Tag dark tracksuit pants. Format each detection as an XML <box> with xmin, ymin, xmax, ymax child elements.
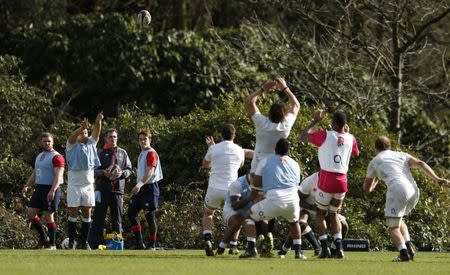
<box><xmin>89</xmin><ymin>183</ymin><xmax>123</xmax><ymax>249</ymax></box>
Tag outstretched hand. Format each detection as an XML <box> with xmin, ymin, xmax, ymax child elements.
<box><xmin>205</xmin><ymin>136</ymin><xmax>215</xmax><ymax>148</ymax></box>
<box><xmin>96</xmin><ymin>112</ymin><xmax>104</xmax><ymax>121</ymax></box>
<box><xmin>313</xmin><ymin>110</ymin><xmax>326</xmax><ymax>123</ymax></box>
<box><xmin>261</xmin><ymin>80</ymin><xmax>277</xmax><ymax>93</ymax></box>
<box><xmin>275</xmin><ymin>77</ymin><xmax>287</xmax><ymax>90</ymax></box>
<box><xmin>437</xmin><ymin>178</ymin><xmax>449</xmax><ymax>189</ymax></box>
<box><xmin>81</xmin><ymin>118</ymin><xmax>89</xmax><ymax>130</ymax></box>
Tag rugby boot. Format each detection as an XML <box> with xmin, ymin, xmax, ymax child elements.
<box><xmin>205</xmin><ymin>240</ymin><xmax>215</xmax><ymax>256</ymax></box>
<box><xmin>216</xmin><ymin>247</ymin><xmax>225</xmax><ymax>255</ymax></box>
<box><xmin>335</xmin><ymin>249</ymin><xmax>346</xmax><ymax>259</ymax></box>
<box><xmin>228</xmin><ymin>247</ymin><xmax>239</xmax><ymax>255</ymax></box>
<box><xmin>239</xmin><ymin>248</ymin><xmax>257</xmax><ymax>258</ymax></box>
<box><xmin>318</xmin><ymin>247</ymin><xmax>331</xmax><ymax>258</ymax></box>
<box><xmin>314</xmin><ymin>248</ymin><xmax>321</xmax><ymax>257</ymax></box>
<box><xmin>256</xmin><ymin>234</ymin><xmax>265</xmax><ymax>254</ymax></box>
<box><xmin>392</xmin><ymin>254</ymin><xmax>410</xmax><ymax>262</ymax></box>
<box><xmin>406</xmin><ymin>242</ymin><xmax>416</xmax><ymax>261</ymax></box>
<box><xmin>295</xmin><ymin>252</ymin><xmax>308</xmax><ymax>260</ymax></box>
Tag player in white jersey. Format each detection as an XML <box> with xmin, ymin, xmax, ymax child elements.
<box><xmin>244</xmin><ymin>77</ymin><xmax>300</xmax><ymax>173</ymax></box>
<box><xmin>201</xmin><ymin>124</ymin><xmax>245</xmax><ymax>256</ymax></box>
<box><xmin>363</xmin><ymin>136</ymin><xmax>449</xmax><ymax>262</ymax></box>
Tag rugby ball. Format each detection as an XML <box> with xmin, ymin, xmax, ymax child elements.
<box><xmin>107</xmin><ymin>164</ymin><xmax>122</xmax><ymax>181</ymax></box>
<box><xmin>61</xmin><ymin>237</ymin><xmax>77</xmax><ymax>249</ymax></box>
<box><xmin>137</xmin><ymin>10</ymin><xmax>152</xmax><ymax>26</ymax></box>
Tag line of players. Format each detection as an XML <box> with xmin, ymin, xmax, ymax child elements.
<box><xmin>22</xmin><ymin>113</ymin><xmax>163</xmax><ymax>250</ymax></box>
<box><xmin>21</xmin><ymin>78</ymin><xmax>448</xmax><ymax>261</ymax></box>
<box><xmin>201</xmin><ymin>78</ymin><xmax>449</xmax><ymax>261</ymax></box>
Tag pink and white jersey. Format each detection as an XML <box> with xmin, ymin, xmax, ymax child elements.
<box><xmin>309</xmin><ymin>130</ymin><xmax>359</xmax><ymax>193</ymax></box>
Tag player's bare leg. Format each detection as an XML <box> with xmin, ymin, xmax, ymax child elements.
<box><xmin>216</xmin><ymin>215</ymin><xmax>242</xmax><ymax>255</ymax></box>
<box><xmin>400</xmin><ymin>219</ymin><xmax>415</xmax><ymax>260</ymax></box>
<box><xmin>329</xmin><ymin>198</ymin><xmax>344</xmax><ymax>258</ymax></box>
<box><xmin>388</xmin><ymin>217</ymin><xmax>410</xmax><ymax>262</ymax></box>
<box><xmin>316</xmin><ymin>208</ymin><xmax>330</xmax><ymax>258</ymax></box>
<box><xmin>202</xmin><ymin>208</ymin><xmax>215</xmax><ymax>256</ymax></box>
<box><xmin>290</xmin><ymin>221</ymin><xmax>306</xmax><ymax>259</ymax></box>
<box><xmin>239</xmin><ymin>218</ymin><xmax>257</xmax><ymax>258</ymax></box>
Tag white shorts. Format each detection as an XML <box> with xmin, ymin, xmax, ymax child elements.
<box><xmin>204</xmin><ymin>187</ymin><xmax>227</xmax><ymax>210</ymax></box>
<box><xmin>67</xmin><ymin>184</ymin><xmax>95</xmax><ymax>207</ymax></box>
<box><xmin>384</xmin><ymin>184</ymin><xmax>419</xmax><ymax>218</ymax></box>
<box><xmin>315</xmin><ymin>189</ymin><xmax>346</xmax><ymax>210</ymax></box>
<box><xmin>249</xmin><ymin>197</ymin><xmax>300</xmax><ymax>223</ymax></box>
<box><xmin>222</xmin><ymin>205</ymin><xmax>246</xmax><ymax>224</ymax></box>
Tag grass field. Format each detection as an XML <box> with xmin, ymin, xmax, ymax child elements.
<box><xmin>0</xmin><ymin>249</ymin><xmax>449</xmax><ymax>275</ymax></box>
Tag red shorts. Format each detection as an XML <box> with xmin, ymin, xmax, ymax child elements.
<box><xmin>317</xmin><ymin>169</ymin><xmax>348</xmax><ymax>193</ymax></box>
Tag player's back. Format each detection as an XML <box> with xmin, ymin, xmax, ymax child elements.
<box><xmin>208</xmin><ymin>141</ymin><xmax>244</xmax><ymax>190</ymax></box>
<box><xmin>370</xmin><ymin>150</ymin><xmax>416</xmax><ymax>188</ymax></box>
<box><xmin>252</xmin><ymin>113</ymin><xmax>296</xmax><ymax>155</ymax></box>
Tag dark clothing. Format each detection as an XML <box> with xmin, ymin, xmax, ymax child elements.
<box><xmin>128</xmin><ymin>181</ymin><xmax>160</xmax><ymax>212</ymax></box>
<box><xmin>28</xmin><ymin>185</ymin><xmax>61</xmax><ymax>212</ymax></box>
<box><xmin>89</xmin><ymin>146</ymin><xmax>131</xmax><ymax>248</ymax></box>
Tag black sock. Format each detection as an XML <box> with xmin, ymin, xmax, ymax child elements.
<box><xmin>68</xmin><ymin>220</ymin><xmax>77</xmax><ymax>244</ymax></box>
<box><xmin>31</xmin><ymin>217</ymin><xmax>47</xmax><ymax>242</ymax></box>
<box><xmin>293</xmin><ymin>243</ymin><xmax>302</xmax><ymax>255</ymax></box>
<box><xmin>203</xmin><ymin>233</ymin><xmax>212</xmax><ymax>241</ymax></box>
<box><xmin>320</xmin><ymin>239</ymin><xmax>328</xmax><ymax>250</ymax></box>
<box><xmin>304</xmin><ymin>231</ymin><xmax>320</xmax><ymax>250</ymax></box>
<box><xmin>81</xmin><ymin>221</ymin><xmax>91</xmax><ymax>244</ymax></box>
<box><xmin>405</xmin><ymin>241</ymin><xmax>412</xmax><ymax>248</ymax></box>
<box><xmin>334</xmin><ymin>238</ymin><xmax>343</xmax><ymax>251</ymax></box>
<box><xmin>47</xmin><ymin>222</ymin><xmax>57</xmax><ymax>246</ymax></box>
<box><xmin>229</xmin><ymin>240</ymin><xmax>237</xmax><ymax>249</ymax></box>
<box><xmin>248</xmin><ymin>241</ymin><xmax>255</xmax><ymax>250</ymax></box>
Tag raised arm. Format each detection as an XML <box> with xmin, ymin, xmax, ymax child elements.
<box><xmin>91</xmin><ymin>112</ymin><xmax>104</xmax><ymax>142</ymax></box>
<box><xmin>68</xmin><ymin>118</ymin><xmax>89</xmax><ymax>145</ymax></box>
<box><xmin>408</xmin><ymin>156</ymin><xmax>449</xmax><ymax>188</ymax></box>
<box><xmin>244</xmin><ymin>80</ymin><xmax>276</xmax><ymax>117</ymax></box>
<box><xmin>299</xmin><ymin>110</ymin><xmax>325</xmax><ymax>143</ymax></box>
<box><xmin>276</xmin><ymin>78</ymin><xmax>299</xmax><ymax>116</ymax></box>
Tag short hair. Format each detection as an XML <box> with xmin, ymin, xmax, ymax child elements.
<box><xmin>332</xmin><ymin>110</ymin><xmax>347</xmax><ymax>129</ymax></box>
<box><xmin>138</xmin><ymin>130</ymin><xmax>152</xmax><ymax>138</ymax></box>
<box><xmin>104</xmin><ymin>128</ymin><xmax>118</xmax><ymax>137</ymax></box>
<box><xmin>41</xmin><ymin>132</ymin><xmax>54</xmax><ymax>139</ymax></box>
<box><xmin>268</xmin><ymin>102</ymin><xmax>287</xmax><ymax>123</ymax></box>
<box><xmin>221</xmin><ymin>124</ymin><xmax>236</xmax><ymax>140</ymax></box>
<box><xmin>375</xmin><ymin>136</ymin><xmax>391</xmax><ymax>151</ymax></box>
<box><xmin>275</xmin><ymin>138</ymin><xmax>290</xmax><ymax>156</ymax></box>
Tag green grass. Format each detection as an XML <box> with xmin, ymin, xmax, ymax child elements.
<box><xmin>0</xmin><ymin>250</ymin><xmax>449</xmax><ymax>275</ymax></box>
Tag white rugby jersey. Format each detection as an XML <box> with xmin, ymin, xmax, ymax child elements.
<box><xmin>318</xmin><ymin>130</ymin><xmax>355</xmax><ymax>173</ymax></box>
<box><xmin>252</xmin><ymin>112</ymin><xmax>296</xmax><ymax>156</ymax></box>
<box><xmin>366</xmin><ymin>150</ymin><xmax>417</xmax><ymax>189</ymax></box>
<box><xmin>204</xmin><ymin>140</ymin><xmax>245</xmax><ymax>191</ymax></box>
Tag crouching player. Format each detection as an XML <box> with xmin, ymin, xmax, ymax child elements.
<box><xmin>22</xmin><ymin>132</ymin><xmax>65</xmax><ymax>249</ymax></box>
<box><xmin>240</xmin><ymin>138</ymin><xmax>306</xmax><ymax>259</ymax></box>
<box><xmin>216</xmin><ymin>173</ymin><xmax>256</xmax><ymax>255</ymax></box>
<box><xmin>278</xmin><ymin>172</ymin><xmax>349</xmax><ymax>257</ymax></box>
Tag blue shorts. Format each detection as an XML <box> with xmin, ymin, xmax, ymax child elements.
<box><xmin>28</xmin><ymin>185</ymin><xmax>61</xmax><ymax>212</ymax></box>
<box><xmin>129</xmin><ymin>181</ymin><xmax>160</xmax><ymax>212</ymax></box>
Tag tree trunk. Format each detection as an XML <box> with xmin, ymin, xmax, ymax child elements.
<box><xmin>176</xmin><ymin>0</ymin><xmax>188</xmax><ymax>30</ymax></box>
<box><xmin>390</xmin><ymin>21</ymin><xmax>402</xmax><ymax>143</ymax></box>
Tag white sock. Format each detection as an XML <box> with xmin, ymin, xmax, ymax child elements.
<box><xmin>302</xmin><ymin>226</ymin><xmax>312</xmax><ymax>235</ymax></box>
<box><xmin>68</xmin><ymin>216</ymin><xmax>77</xmax><ymax>222</ymax></box>
<box><xmin>219</xmin><ymin>241</ymin><xmax>227</xmax><ymax>249</ymax></box>
<box><xmin>403</xmin><ymin>233</ymin><xmax>410</xmax><ymax>243</ymax></box>
<box><xmin>319</xmin><ymin>234</ymin><xmax>328</xmax><ymax>241</ymax></box>
<box><xmin>333</xmin><ymin>233</ymin><xmax>342</xmax><ymax>240</ymax></box>
<box><xmin>293</xmin><ymin>239</ymin><xmax>301</xmax><ymax>245</ymax></box>
<box><xmin>247</xmin><ymin>237</ymin><xmax>256</xmax><ymax>243</ymax></box>
<box><xmin>81</xmin><ymin>217</ymin><xmax>91</xmax><ymax>223</ymax></box>
<box><xmin>203</xmin><ymin>230</ymin><xmax>212</xmax><ymax>235</ymax></box>
<box><xmin>230</xmin><ymin>240</ymin><xmax>238</xmax><ymax>246</ymax></box>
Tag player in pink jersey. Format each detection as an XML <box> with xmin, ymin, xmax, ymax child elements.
<box><xmin>300</xmin><ymin>110</ymin><xmax>359</xmax><ymax>258</ymax></box>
